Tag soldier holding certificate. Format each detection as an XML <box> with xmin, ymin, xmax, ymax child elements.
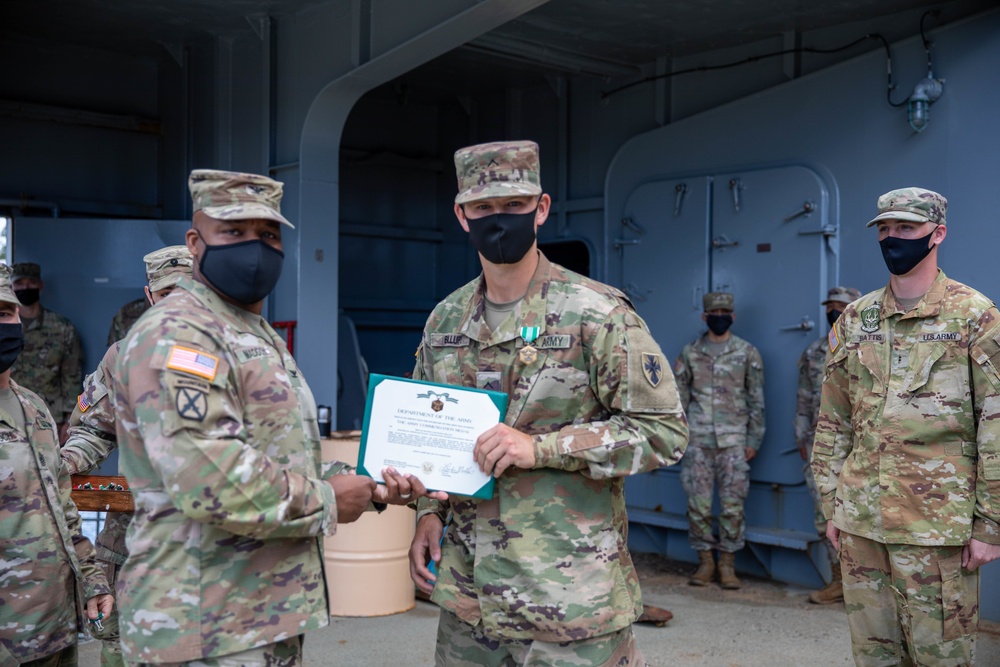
<box><xmin>409</xmin><ymin>141</ymin><xmax>689</xmax><ymax>666</ymax></box>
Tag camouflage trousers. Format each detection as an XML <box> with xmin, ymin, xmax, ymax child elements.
<box><xmin>21</xmin><ymin>644</ymin><xmax>77</xmax><ymax>667</ymax></box>
<box><xmin>129</xmin><ymin>636</ymin><xmax>301</xmax><ymax>667</ymax></box>
<box><xmin>94</xmin><ymin>511</ymin><xmax>131</xmax><ymax>667</ymax></box>
<box><xmin>680</xmin><ymin>442</ymin><xmax>749</xmax><ymax>553</ymax></box>
<box><xmin>435</xmin><ymin>609</ymin><xmax>646</xmax><ymax>667</ymax></box>
<box><xmin>840</xmin><ymin>532</ymin><xmax>978</xmax><ymax>667</ymax></box>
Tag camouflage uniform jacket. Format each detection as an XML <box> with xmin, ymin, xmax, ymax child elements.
<box><xmin>12</xmin><ymin>306</ymin><xmax>83</xmax><ymax>422</ymax></box>
<box><xmin>0</xmin><ymin>380</ymin><xmax>111</xmax><ymax>664</ymax></box>
<box><xmin>413</xmin><ymin>253</ymin><xmax>689</xmax><ymax>642</ymax></box>
<box><xmin>674</xmin><ymin>333</ymin><xmax>766</xmax><ymax>450</ymax></box>
<box><xmin>812</xmin><ymin>270</ymin><xmax>1000</xmax><ymax>546</ymax></box>
<box><xmin>62</xmin><ymin>341</ymin><xmax>129</xmax><ymax>562</ymax></box>
<box><xmin>794</xmin><ymin>336</ymin><xmax>828</xmax><ymax>452</ymax></box>
<box><xmin>107</xmin><ymin>297</ymin><xmax>150</xmax><ymax>347</ymax></box>
<box><xmin>112</xmin><ymin>276</ymin><xmax>347</xmax><ymax>662</ymax></box>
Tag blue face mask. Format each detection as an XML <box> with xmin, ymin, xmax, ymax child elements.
<box><xmin>197</xmin><ymin>232</ymin><xmax>284</xmax><ymax>304</ymax></box>
<box><xmin>706</xmin><ymin>314</ymin><xmax>733</xmax><ymax>335</ymax></box>
<box><xmin>879</xmin><ymin>230</ymin><xmax>935</xmax><ymax>276</ymax></box>
<box><xmin>0</xmin><ymin>322</ymin><xmax>24</xmax><ymax>373</ymax></box>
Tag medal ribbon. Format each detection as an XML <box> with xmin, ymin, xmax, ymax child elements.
<box><xmin>520</xmin><ymin>326</ymin><xmax>540</xmax><ymax>345</ymax></box>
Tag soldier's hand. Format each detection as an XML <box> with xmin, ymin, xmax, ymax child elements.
<box><xmin>374</xmin><ymin>467</ymin><xmax>449</xmax><ymax>505</ymax></box>
<box><xmin>58</xmin><ymin>421</ymin><xmax>70</xmax><ymax>446</ymax></box>
<box><xmin>745</xmin><ymin>447</ymin><xmax>757</xmax><ymax>462</ymax></box>
<box><xmin>86</xmin><ymin>593</ymin><xmax>114</xmax><ymax>619</ymax></box>
<box><xmin>962</xmin><ymin>538</ymin><xmax>1000</xmax><ymax>571</ymax></box>
<box><xmin>409</xmin><ymin>514</ymin><xmax>443</xmax><ymax>595</ymax></box>
<box><xmin>328</xmin><ymin>474</ymin><xmax>377</xmax><ymax>523</ymax></box>
<box><xmin>474</xmin><ymin>424</ymin><xmax>535</xmax><ymax>477</ymax></box>
<box><xmin>826</xmin><ymin>521</ymin><xmax>840</xmax><ymax>551</ymax></box>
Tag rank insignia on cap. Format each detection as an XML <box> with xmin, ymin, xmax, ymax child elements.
<box><xmin>77</xmin><ymin>393</ymin><xmax>92</xmax><ymax>413</ymax></box>
<box><xmin>643</xmin><ymin>353</ymin><xmax>663</xmax><ymax>388</ymax></box>
<box><xmin>176</xmin><ymin>387</ymin><xmax>208</xmax><ymax>421</ymax></box>
<box><xmin>167</xmin><ymin>346</ymin><xmax>219</xmax><ymax>381</ymax></box>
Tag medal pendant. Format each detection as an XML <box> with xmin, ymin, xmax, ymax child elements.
<box><xmin>519</xmin><ymin>345</ymin><xmax>538</xmax><ymax>365</ymax></box>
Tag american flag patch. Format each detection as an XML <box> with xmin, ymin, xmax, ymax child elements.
<box><xmin>77</xmin><ymin>393</ymin><xmax>92</xmax><ymax>413</ymax></box>
<box><xmin>166</xmin><ymin>346</ymin><xmax>219</xmax><ymax>381</ymax></box>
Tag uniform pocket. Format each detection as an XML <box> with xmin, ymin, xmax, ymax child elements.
<box><xmin>939</xmin><ymin>551</ymin><xmax>978</xmax><ymax>641</ymax></box>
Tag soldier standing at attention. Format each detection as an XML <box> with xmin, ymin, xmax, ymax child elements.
<box><xmin>408</xmin><ymin>140</ymin><xmax>689</xmax><ymax>667</ymax></box>
<box><xmin>10</xmin><ymin>262</ymin><xmax>83</xmax><ymax>443</ymax></box>
<box><xmin>0</xmin><ymin>264</ymin><xmax>113</xmax><ymax>665</ymax></box>
<box><xmin>61</xmin><ymin>245</ymin><xmax>193</xmax><ymax>667</ymax></box>
<box><xmin>796</xmin><ymin>285</ymin><xmax>861</xmax><ymax>605</ymax></box>
<box><xmin>813</xmin><ymin>187</ymin><xmax>1000</xmax><ymax>666</ymax></box>
<box><xmin>675</xmin><ymin>291</ymin><xmax>765</xmax><ymax>590</ymax></box>
<box><xmin>112</xmin><ymin>170</ymin><xmax>439</xmax><ymax>665</ymax></box>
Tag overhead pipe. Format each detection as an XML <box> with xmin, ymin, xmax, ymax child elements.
<box><xmin>0</xmin><ymin>198</ymin><xmax>60</xmax><ymax>218</ymax></box>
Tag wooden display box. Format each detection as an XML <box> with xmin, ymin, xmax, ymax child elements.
<box><xmin>70</xmin><ymin>475</ymin><xmax>135</xmax><ymax>513</ymax></box>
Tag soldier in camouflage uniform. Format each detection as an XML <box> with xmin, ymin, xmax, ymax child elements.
<box><xmin>796</xmin><ymin>285</ymin><xmax>861</xmax><ymax>605</ymax></box>
<box><xmin>10</xmin><ymin>262</ymin><xmax>83</xmax><ymax>443</ymax></box>
<box><xmin>111</xmin><ymin>170</ymin><xmax>435</xmax><ymax>665</ymax></box>
<box><xmin>61</xmin><ymin>245</ymin><xmax>193</xmax><ymax>667</ymax></box>
<box><xmin>812</xmin><ymin>187</ymin><xmax>1000</xmax><ymax>666</ymax></box>
<box><xmin>106</xmin><ymin>297</ymin><xmax>149</xmax><ymax>347</ymax></box>
<box><xmin>409</xmin><ymin>141</ymin><xmax>689</xmax><ymax>667</ymax></box>
<box><xmin>674</xmin><ymin>292</ymin><xmax>765</xmax><ymax>589</ymax></box>
<box><xmin>0</xmin><ymin>263</ymin><xmax>113</xmax><ymax>665</ymax></box>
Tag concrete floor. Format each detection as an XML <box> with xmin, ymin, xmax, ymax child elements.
<box><xmin>79</xmin><ymin>555</ymin><xmax>1000</xmax><ymax>666</ymax></box>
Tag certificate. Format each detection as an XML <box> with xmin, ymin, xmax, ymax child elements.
<box><xmin>357</xmin><ymin>374</ymin><xmax>508</xmax><ymax>499</ymax></box>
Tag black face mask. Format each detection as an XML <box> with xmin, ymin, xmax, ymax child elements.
<box><xmin>879</xmin><ymin>231</ymin><xmax>935</xmax><ymax>276</ymax></box>
<box><xmin>197</xmin><ymin>233</ymin><xmax>284</xmax><ymax>305</ymax></box>
<box><xmin>14</xmin><ymin>288</ymin><xmax>39</xmax><ymax>306</ymax></box>
<box><xmin>827</xmin><ymin>309</ymin><xmax>843</xmax><ymax>328</ymax></box>
<box><xmin>0</xmin><ymin>323</ymin><xmax>24</xmax><ymax>373</ymax></box>
<box><xmin>706</xmin><ymin>314</ymin><xmax>733</xmax><ymax>336</ymax></box>
<box><xmin>466</xmin><ymin>208</ymin><xmax>538</xmax><ymax>265</ymax></box>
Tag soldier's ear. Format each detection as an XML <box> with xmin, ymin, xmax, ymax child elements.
<box><xmin>454</xmin><ymin>204</ymin><xmax>471</xmax><ymax>233</ymax></box>
<box><xmin>144</xmin><ymin>286</ymin><xmax>154</xmax><ymax>307</ymax></box>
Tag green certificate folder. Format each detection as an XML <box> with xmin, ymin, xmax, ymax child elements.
<box><xmin>358</xmin><ymin>373</ymin><xmax>508</xmax><ymax>500</ymax></box>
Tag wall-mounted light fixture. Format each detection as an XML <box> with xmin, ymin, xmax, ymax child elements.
<box><xmin>907</xmin><ymin>75</ymin><xmax>943</xmax><ymax>133</ymax></box>
<box><xmin>907</xmin><ymin>11</ymin><xmax>945</xmax><ymax>133</ymax></box>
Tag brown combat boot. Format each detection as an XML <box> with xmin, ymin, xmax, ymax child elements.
<box><xmin>718</xmin><ymin>552</ymin><xmax>741</xmax><ymax>589</ymax></box>
<box><xmin>808</xmin><ymin>563</ymin><xmax>843</xmax><ymax>604</ymax></box>
<box><xmin>688</xmin><ymin>550</ymin><xmax>715</xmax><ymax>586</ymax></box>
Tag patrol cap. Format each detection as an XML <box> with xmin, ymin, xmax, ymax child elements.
<box><xmin>0</xmin><ymin>265</ymin><xmax>20</xmax><ymax>306</ymax></box>
<box><xmin>11</xmin><ymin>262</ymin><xmax>40</xmax><ymax>282</ymax></box>
<box><xmin>188</xmin><ymin>169</ymin><xmax>293</xmax><ymax>228</ymax></box>
<box><xmin>703</xmin><ymin>292</ymin><xmax>734</xmax><ymax>311</ymax></box>
<box><xmin>454</xmin><ymin>140</ymin><xmax>542</xmax><ymax>204</ymax></box>
<box><xmin>144</xmin><ymin>245</ymin><xmax>193</xmax><ymax>292</ymax></box>
<box><xmin>866</xmin><ymin>187</ymin><xmax>947</xmax><ymax>227</ymax></box>
<box><xmin>822</xmin><ymin>286</ymin><xmax>862</xmax><ymax>306</ymax></box>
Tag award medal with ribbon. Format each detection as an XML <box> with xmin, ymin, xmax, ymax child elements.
<box><xmin>519</xmin><ymin>326</ymin><xmax>540</xmax><ymax>364</ymax></box>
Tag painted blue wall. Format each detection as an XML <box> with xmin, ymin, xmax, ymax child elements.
<box><xmin>606</xmin><ymin>8</ymin><xmax>1000</xmax><ymax>615</ymax></box>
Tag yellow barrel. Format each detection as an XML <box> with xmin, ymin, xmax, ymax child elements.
<box><xmin>321</xmin><ymin>430</ymin><xmax>416</xmax><ymax>617</ymax></box>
